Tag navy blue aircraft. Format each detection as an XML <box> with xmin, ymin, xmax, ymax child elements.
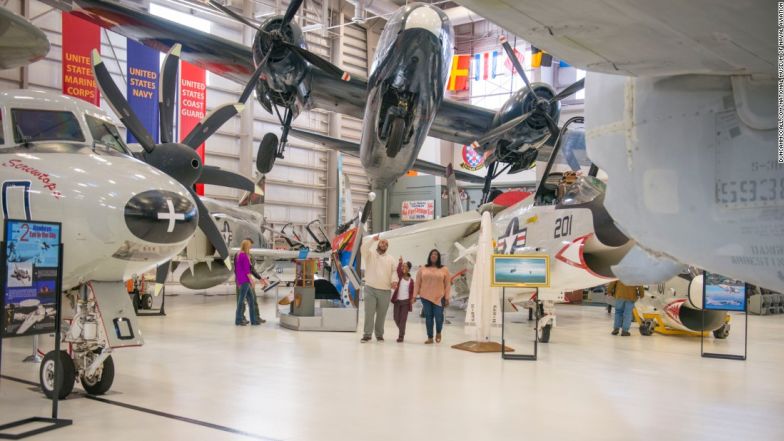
<box><xmin>56</xmin><ymin>0</ymin><xmax>583</xmax><ymax>194</ymax></box>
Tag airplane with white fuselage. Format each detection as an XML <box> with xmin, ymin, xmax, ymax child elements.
<box><xmin>450</xmin><ymin>0</ymin><xmax>781</xmax><ymax>293</ymax></box>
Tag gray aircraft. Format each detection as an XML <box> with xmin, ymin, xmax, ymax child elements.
<box><xmin>46</xmin><ymin>0</ymin><xmax>583</xmax><ymax>198</ymax></box>
<box><xmin>0</xmin><ymin>5</ymin><xmax>49</xmax><ymax>69</ymax></box>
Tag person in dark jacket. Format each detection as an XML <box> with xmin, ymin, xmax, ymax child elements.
<box><xmin>391</xmin><ymin>257</ymin><xmax>414</xmax><ymax>342</ymax></box>
<box><xmin>608</xmin><ymin>280</ymin><xmax>643</xmax><ymax>336</ymax></box>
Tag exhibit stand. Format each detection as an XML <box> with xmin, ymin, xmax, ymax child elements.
<box><xmin>0</xmin><ymin>220</ymin><xmax>72</xmax><ymax>439</ymax></box>
<box><xmin>501</xmin><ymin>288</ymin><xmax>537</xmax><ymax>360</ymax></box>
<box><xmin>701</xmin><ymin>271</ymin><xmax>748</xmax><ymax>361</ymax></box>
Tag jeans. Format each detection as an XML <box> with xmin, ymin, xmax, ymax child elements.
<box><xmin>237</xmin><ymin>284</ymin><xmax>261</xmax><ymax>322</ymax></box>
<box><xmin>393</xmin><ymin>300</ymin><xmax>410</xmax><ymax>338</ymax></box>
<box><xmin>236</xmin><ymin>283</ymin><xmax>259</xmax><ymax>325</ymax></box>
<box><xmin>614</xmin><ymin>299</ymin><xmax>635</xmax><ymax>332</ymax></box>
<box><xmin>363</xmin><ymin>286</ymin><xmax>391</xmax><ymax>338</ymax></box>
<box><xmin>422</xmin><ymin>299</ymin><xmax>444</xmax><ymax>339</ymax></box>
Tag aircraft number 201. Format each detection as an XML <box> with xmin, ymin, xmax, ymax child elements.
<box><xmin>554</xmin><ymin>215</ymin><xmax>573</xmax><ymax>239</ymax></box>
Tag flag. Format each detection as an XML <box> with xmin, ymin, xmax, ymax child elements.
<box><xmin>61</xmin><ymin>13</ymin><xmax>100</xmax><ymax>105</ymax></box>
<box><xmin>503</xmin><ymin>47</ymin><xmax>524</xmax><ymax>74</ymax></box>
<box><xmin>559</xmin><ymin>59</ymin><xmax>571</xmax><ymax>68</ymax></box>
<box><xmin>472</xmin><ymin>51</ymin><xmax>499</xmax><ymax>81</ymax></box>
<box><xmin>531</xmin><ymin>46</ymin><xmax>552</xmax><ymax>68</ymax></box>
<box><xmin>448</xmin><ymin>54</ymin><xmax>470</xmax><ymax>91</ymax></box>
<box><xmin>126</xmin><ymin>40</ymin><xmax>159</xmax><ymax>144</ymax></box>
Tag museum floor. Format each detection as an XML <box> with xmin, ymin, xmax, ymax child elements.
<box><xmin>1</xmin><ymin>288</ymin><xmax>782</xmax><ymax>441</ymax></box>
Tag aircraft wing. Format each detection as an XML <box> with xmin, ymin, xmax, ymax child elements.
<box><xmin>429</xmin><ymin>99</ymin><xmax>497</xmax><ymax>145</ymax></box>
<box><xmin>454</xmin><ymin>0</ymin><xmax>774</xmax><ymax>77</ymax></box>
<box><xmin>289</xmin><ymin>128</ymin><xmax>487</xmax><ymax>184</ymax></box>
<box><xmin>232</xmin><ymin>247</ymin><xmax>331</xmax><ymax>260</ymax></box>
<box><xmin>52</xmin><ymin>0</ymin><xmax>254</xmax><ymax>84</ymax></box>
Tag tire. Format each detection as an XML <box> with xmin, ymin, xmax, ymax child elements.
<box><xmin>385</xmin><ymin>117</ymin><xmax>405</xmax><ymax>158</ymax></box>
<box><xmin>713</xmin><ymin>323</ymin><xmax>730</xmax><ymax>339</ymax></box>
<box><xmin>537</xmin><ymin>323</ymin><xmax>552</xmax><ymax>343</ymax></box>
<box><xmin>132</xmin><ymin>290</ymin><xmax>142</xmax><ymax>310</ymax></box>
<box><xmin>257</xmin><ymin>133</ymin><xmax>279</xmax><ymax>174</ymax></box>
<box><xmin>142</xmin><ymin>294</ymin><xmax>153</xmax><ymax>310</ymax></box>
<box><xmin>81</xmin><ymin>354</ymin><xmax>115</xmax><ymax>396</ymax></box>
<box><xmin>39</xmin><ymin>350</ymin><xmax>76</xmax><ymax>399</ymax></box>
<box><xmin>639</xmin><ymin>319</ymin><xmax>655</xmax><ymax>336</ymax></box>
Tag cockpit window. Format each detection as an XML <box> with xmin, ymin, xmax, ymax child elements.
<box><xmin>560</xmin><ymin>176</ymin><xmax>605</xmax><ymax>206</ymax></box>
<box><xmin>11</xmin><ymin>109</ymin><xmax>85</xmax><ymax>143</ymax></box>
<box><xmin>85</xmin><ymin>115</ymin><xmax>128</xmax><ymax>154</ymax></box>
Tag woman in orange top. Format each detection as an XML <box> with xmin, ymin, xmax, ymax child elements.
<box><xmin>415</xmin><ymin>249</ymin><xmax>451</xmax><ymax>344</ymax></box>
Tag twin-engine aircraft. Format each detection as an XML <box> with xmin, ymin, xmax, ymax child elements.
<box><xmin>48</xmin><ymin>0</ymin><xmax>583</xmax><ymax>195</ymax></box>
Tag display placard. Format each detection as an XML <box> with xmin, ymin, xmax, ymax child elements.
<box><xmin>491</xmin><ymin>254</ymin><xmax>550</xmax><ymax>288</ymax></box>
<box><xmin>401</xmin><ymin>200</ymin><xmax>435</xmax><ymax>222</ymax></box>
<box><xmin>2</xmin><ymin>220</ymin><xmax>62</xmax><ymax>338</ymax></box>
<box><xmin>703</xmin><ymin>271</ymin><xmax>747</xmax><ymax>312</ymax></box>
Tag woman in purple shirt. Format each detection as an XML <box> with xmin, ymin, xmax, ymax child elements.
<box><xmin>235</xmin><ymin>239</ymin><xmax>260</xmax><ymax>325</ymax></box>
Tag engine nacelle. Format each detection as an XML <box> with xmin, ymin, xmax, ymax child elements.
<box><xmin>253</xmin><ymin>16</ymin><xmax>308</xmax><ymax>111</ymax></box>
<box><xmin>493</xmin><ymin>82</ymin><xmax>560</xmax><ymax>152</ymax></box>
<box><xmin>180</xmin><ymin>261</ymin><xmax>232</xmax><ymax>290</ymax></box>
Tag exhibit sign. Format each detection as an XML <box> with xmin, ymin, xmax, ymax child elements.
<box><xmin>179</xmin><ymin>60</ymin><xmax>207</xmax><ymax>195</ymax></box>
<box><xmin>2</xmin><ymin>220</ymin><xmax>62</xmax><ymax>338</ymax></box>
<box><xmin>61</xmin><ymin>12</ymin><xmax>100</xmax><ymax>106</ymax></box>
<box><xmin>703</xmin><ymin>271</ymin><xmax>747</xmax><ymax>312</ymax></box>
<box><xmin>491</xmin><ymin>254</ymin><xmax>550</xmax><ymax>288</ymax></box>
<box><xmin>126</xmin><ymin>39</ymin><xmax>159</xmax><ymax>144</ymax></box>
<box><xmin>401</xmin><ymin>200</ymin><xmax>435</xmax><ymax>222</ymax></box>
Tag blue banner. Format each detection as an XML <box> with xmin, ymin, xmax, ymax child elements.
<box><xmin>126</xmin><ymin>39</ymin><xmax>159</xmax><ymax>144</ymax></box>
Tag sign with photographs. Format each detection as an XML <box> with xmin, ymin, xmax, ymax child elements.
<box><xmin>491</xmin><ymin>254</ymin><xmax>550</xmax><ymax>288</ymax></box>
<box><xmin>703</xmin><ymin>271</ymin><xmax>747</xmax><ymax>312</ymax></box>
<box><xmin>2</xmin><ymin>220</ymin><xmax>62</xmax><ymax>338</ymax></box>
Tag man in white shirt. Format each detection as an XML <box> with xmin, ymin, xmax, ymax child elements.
<box><xmin>360</xmin><ymin>236</ymin><xmax>398</xmax><ymax>342</ymax></box>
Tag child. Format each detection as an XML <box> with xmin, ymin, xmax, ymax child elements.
<box><xmin>391</xmin><ymin>257</ymin><xmax>414</xmax><ymax>342</ymax></box>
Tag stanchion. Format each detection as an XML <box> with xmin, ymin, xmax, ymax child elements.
<box><xmin>501</xmin><ymin>287</ymin><xmax>538</xmax><ymax>360</ymax></box>
<box><xmin>21</xmin><ymin>335</ymin><xmax>41</xmax><ymax>363</ymax></box>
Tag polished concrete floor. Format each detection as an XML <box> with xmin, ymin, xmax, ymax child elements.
<box><xmin>1</xmin><ymin>287</ymin><xmax>783</xmax><ymax>441</ymax></box>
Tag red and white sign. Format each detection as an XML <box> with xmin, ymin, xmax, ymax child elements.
<box><xmin>61</xmin><ymin>12</ymin><xmax>100</xmax><ymax>105</ymax></box>
<box><xmin>179</xmin><ymin>61</ymin><xmax>207</xmax><ymax>195</ymax></box>
<box><xmin>401</xmin><ymin>200</ymin><xmax>435</xmax><ymax>222</ymax></box>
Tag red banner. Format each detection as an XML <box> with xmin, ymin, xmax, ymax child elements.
<box><xmin>61</xmin><ymin>12</ymin><xmax>100</xmax><ymax>105</ymax></box>
<box><xmin>179</xmin><ymin>61</ymin><xmax>207</xmax><ymax>195</ymax></box>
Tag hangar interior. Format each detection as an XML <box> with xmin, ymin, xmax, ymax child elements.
<box><xmin>0</xmin><ymin>0</ymin><xmax>781</xmax><ymax>440</ymax></box>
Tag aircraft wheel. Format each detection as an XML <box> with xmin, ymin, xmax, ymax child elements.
<box><xmin>713</xmin><ymin>323</ymin><xmax>730</xmax><ymax>339</ymax></box>
<box><xmin>142</xmin><ymin>294</ymin><xmax>153</xmax><ymax>310</ymax></box>
<box><xmin>385</xmin><ymin>117</ymin><xmax>405</xmax><ymax>158</ymax></box>
<box><xmin>257</xmin><ymin>133</ymin><xmax>279</xmax><ymax>174</ymax></box>
<box><xmin>537</xmin><ymin>323</ymin><xmax>552</xmax><ymax>343</ymax></box>
<box><xmin>131</xmin><ymin>290</ymin><xmax>142</xmax><ymax>310</ymax></box>
<box><xmin>639</xmin><ymin>319</ymin><xmax>655</xmax><ymax>336</ymax></box>
<box><xmin>39</xmin><ymin>350</ymin><xmax>75</xmax><ymax>399</ymax></box>
<box><xmin>81</xmin><ymin>354</ymin><xmax>114</xmax><ymax>396</ymax></box>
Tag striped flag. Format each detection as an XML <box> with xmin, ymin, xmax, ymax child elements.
<box><xmin>473</xmin><ymin>50</ymin><xmax>499</xmax><ymax>81</ymax></box>
<box><xmin>448</xmin><ymin>54</ymin><xmax>470</xmax><ymax>91</ymax></box>
<box><xmin>531</xmin><ymin>46</ymin><xmax>553</xmax><ymax>68</ymax></box>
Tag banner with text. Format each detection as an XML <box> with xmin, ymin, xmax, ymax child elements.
<box><xmin>62</xmin><ymin>12</ymin><xmax>100</xmax><ymax>106</ymax></box>
<box><xmin>401</xmin><ymin>200</ymin><xmax>435</xmax><ymax>222</ymax></box>
<box><xmin>179</xmin><ymin>61</ymin><xmax>207</xmax><ymax>195</ymax></box>
<box><xmin>126</xmin><ymin>39</ymin><xmax>159</xmax><ymax>144</ymax></box>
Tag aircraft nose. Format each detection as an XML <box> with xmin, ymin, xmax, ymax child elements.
<box><xmin>124</xmin><ymin>190</ymin><xmax>198</xmax><ymax>244</ymax></box>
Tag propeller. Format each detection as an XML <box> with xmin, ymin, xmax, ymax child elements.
<box><xmin>472</xmin><ymin>35</ymin><xmax>586</xmax><ymax>150</ymax></box>
<box><xmin>91</xmin><ymin>43</ymin><xmax>265</xmax><ymax>260</ymax></box>
<box><xmin>207</xmin><ymin>0</ymin><xmax>350</xmax><ymax>81</ymax></box>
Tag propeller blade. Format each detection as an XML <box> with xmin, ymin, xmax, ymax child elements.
<box><xmin>190</xmin><ymin>188</ymin><xmax>229</xmax><ymax>260</ymax></box>
<box><xmin>282</xmin><ymin>0</ymin><xmax>304</xmax><ymax>25</ymax></box>
<box><xmin>208</xmin><ymin>0</ymin><xmax>262</xmax><ymax>31</ymax></box>
<box><xmin>90</xmin><ymin>50</ymin><xmax>156</xmax><ymax>153</ymax></box>
<box><xmin>159</xmin><ymin>44</ymin><xmax>181</xmax><ymax>143</ymax></box>
<box><xmin>154</xmin><ymin>260</ymin><xmax>170</xmax><ymax>296</ymax></box>
<box><xmin>283</xmin><ymin>41</ymin><xmax>351</xmax><ymax>81</ymax></box>
<box><xmin>471</xmin><ymin>110</ymin><xmax>534</xmax><ymax>149</ymax></box>
<box><xmin>543</xmin><ymin>113</ymin><xmax>561</xmax><ymax>138</ymax></box>
<box><xmin>499</xmin><ymin>35</ymin><xmax>538</xmax><ymax>101</ymax></box>
<box><xmin>239</xmin><ymin>53</ymin><xmax>270</xmax><ymax>104</ymax></box>
<box><xmin>550</xmin><ymin>78</ymin><xmax>585</xmax><ymax>103</ymax></box>
<box><xmin>197</xmin><ymin>165</ymin><xmax>255</xmax><ymax>193</ymax></box>
<box><xmin>182</xmin><ymin>103</ymin><xmax>244</xmax><ymax>149</ymax></box>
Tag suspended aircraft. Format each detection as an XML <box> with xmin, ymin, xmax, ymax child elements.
<box><xmin>0</xmin><ymin>5</ymin><xmax>49</xmax><ymax>69</ymax></box>
<box><xmin>451</xmin><ymin>0</ymin><xmax>780</xmax><ymax>293</ymax></box>
<box><xmin>45</xmin><ymin>0</ymin><xmax>584</xmax><ymax>198</ymax></box>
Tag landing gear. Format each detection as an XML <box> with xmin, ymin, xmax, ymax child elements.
<box><xmin>80</xmin><ymin>350</ymin><xmax>115</xmax><ymax>396</ymax></box>
<box><xmin>639</xmin><ymin>318</ymin><xmax>656</xmax><ymax>336</ymax></box>
<box><xmin>141</xmin><ymin>294</ymin><xmax>153</xmax><ymax>310</ymax></box>
<box><xmin>39</xmin><ymin>350</ymin><xmax>75</xmax><ymax>399</ymax></box>
<box><xmin>384</xmin><ymin>117</ymin><xmax>405</xmax><ymax>158</ymax></box>
<box><xmin>713</xmin><ymin>323</ymin><xmax>731</xmax><ymax>339</ymax></box>
<box><xmin>537</xmin><ymin>323</ymin><xmax>552</xmax><ymax>343</ymax></box>
<box><xmin>257</xmin><ymin>132</ymin><xmax>279</xmax><ymax>174</ymax></box>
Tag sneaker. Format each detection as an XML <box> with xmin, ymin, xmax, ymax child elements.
<box><xmin>621</xmin><ymin>331</ymin><xmax>631</xmax><ymax>336</ymax></box>
<box><xmin>360</xmin><ymin>336</ymin><xmax>371</xmax><ymax>343</ymax></box>
<box><xmin>425</xmin><ymin>338</ymin><xmax>434</xmax><ymax>344</ymax></box>
<box><xmin>251</xmin><ymin>322</ymin><xmax>262</xmax><ymax>326</ymax></box>
<box><xmin>611</xmin><ymin>328</ymin><xmax>619</xmax><ymax>335</ymax></box>
<box><xmin>241</xmin><ymin>319</ymin><xmax>249</xmax><ymax>326</ymax></box>
<box><xmin>396</xmin><ymin>337</ymin><xmax>404</xmax><ymax>343</ymax></box>
<box><xmin>376</xmin><ymin>336</ymin><xmax>384</xmax><ymax>342</ymax></box>
<box><xmin>435</xmin><ymin>333</ymin><xmax>442</xmax><ymax>343</ymax></box>
<box><xmin>236</xmin><ymin>322</ymin><xmax>248</xmax><ymax>326</ymax></box>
